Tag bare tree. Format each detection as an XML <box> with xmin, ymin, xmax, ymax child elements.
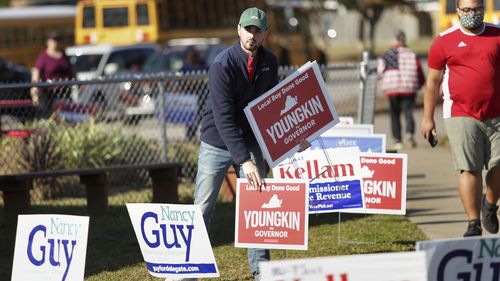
<box><xmin>338</xmin><ymin>0</ymin><xmax>416</xmax><ymax>51</ymax></box>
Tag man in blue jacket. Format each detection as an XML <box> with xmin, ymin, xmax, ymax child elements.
<box><xmin>194</xmin><ymin>7</ymin><xmax>277</xmax><ymax>280</ymax></box>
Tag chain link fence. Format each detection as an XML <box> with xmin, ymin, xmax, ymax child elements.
<box><xmin>0</xmin><ymin>62</ymin><xmax>377</xmax><ymax>207</ymax></box>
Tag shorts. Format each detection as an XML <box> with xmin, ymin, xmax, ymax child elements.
<box><xmin>444</xmin><ymin>116</ymin><xmax>500</xmax><ymax>171</ymax></box>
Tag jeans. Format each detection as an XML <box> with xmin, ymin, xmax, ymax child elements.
<box><xmin>388</xmin><ymin>95</ymin><xmax>416</xmax><ymax>142</ymax></box>
<box><xmin>194</xmin><ymin>141</ymin><xmax>270</xmax><ymax>279</ymax></box>
<box><xmin>35</xmin><ymin>89</ymin><xmax>57</xmax><ymax>119</ymax></box>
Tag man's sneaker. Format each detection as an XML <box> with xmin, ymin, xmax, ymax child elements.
<box><xmin>463</xmin><ymin>219</ymin><xmax>482</xmax><ymax>237</ymax></box>
<box><xmin>482</xmin><ymin>195</ymin><xmax>499</xmax><ymax>233</ymax></box>
<box><xmin>391</xmin><ymin>142</ymin><xmax>403</xmax><ymax>151</ymax></box>
<box><xmin>404</xmin><ymin>133</ymin><xmax>417</xmax><ymax>148</ymax></box>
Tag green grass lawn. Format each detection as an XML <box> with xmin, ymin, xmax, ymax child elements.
<box><xmin>0</xmin><ymin>189</ymin><xmax>427</xmax><ymax>281</ymax></box>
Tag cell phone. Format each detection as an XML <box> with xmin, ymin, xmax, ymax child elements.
<box><xmin>428</xmin><ymin>132</ymin><xmax>438</xmax><ymax>147</ymax></box>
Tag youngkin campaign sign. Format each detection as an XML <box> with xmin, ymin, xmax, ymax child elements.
<box><xmin>11</xmin><ymin>214</ymin><xmax>89</xmax><ymax>281</ymax></box>
<box><xmin>244</xmin><ymin>61</ymin><xmax>339</xmax><ymax>168</ymax></box>
<box><xmin>310</xmin><ymin>134</ymin><xmax>386</xmax><ymax>153</ymax></box>
<box><xmin>417</xmin><ymin>236</ymin><xmax>500</xmax><ymax>281</ymax></box>
<box><xmin>126</xmin><ymin>203</ymin><xmax>219</xmax><ymax>279</ymax></box>
<box><xmin>272</xmin><ymin>147</ymin><xmax>364</xmax><ymax>214</ymax></box>
<box><xmin>358</xmin><ymin>153</ymin><xmax>407</xmax><ymax>215</ymax></box>
<box><xmin>235</xmin><ymin>178</ymin><xmax>309</xmax><ymax>250</ymax></box>
<box><xmin>259</xmin><ymin>251</ymin><xmax>427</xmax><ymax>281</ymax></box>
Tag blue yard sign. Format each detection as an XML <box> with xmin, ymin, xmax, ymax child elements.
<box><xmin>310</xmin><ymin>134</ymin><xmax>386</xmax><ymax>153</ymax></box>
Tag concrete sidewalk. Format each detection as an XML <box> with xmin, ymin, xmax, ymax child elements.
<box><xmin>373</xmin><ymin>107</ymin><xmax>474</xmax><ymax>239</ymax></box>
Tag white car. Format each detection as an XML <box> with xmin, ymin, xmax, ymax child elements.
<box><xmin>65</xmin><ymin>43</ymin><xmax>157</xmax><ymax>121</ymax></box>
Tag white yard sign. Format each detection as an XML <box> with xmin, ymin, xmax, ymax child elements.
<box><xmin>417</xmin><ymin>236</ymin><xmax>500</xmax><ymax>281</ymax></box>
<box><xmin>127</xmin><ymin>203</ymin><xmax>219</xmax><ymax>279</ymax></box>
<box><xmin>260</xmin><ymin>251</ymin><xmax>427</xmax><ymax>281</ymax></box>
<box><xmin>273</xmin><ymin>147</ymin><xmax>365</xmax><ymax>214</ymax></box>
<box><xmin>11</xmin><ymin>214</ymin><xmax>89</xmax><ymax>281</ymax></box>
<box><xmin>320</xmin><ymin>124</ymin><xmax>374</xmax><ymax>136</ymax></box>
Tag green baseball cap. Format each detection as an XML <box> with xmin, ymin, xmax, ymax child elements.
<box><xmin>239</xmin><ymin>7</ymin><xmax>268</xmax><ymax>31</ymax></box>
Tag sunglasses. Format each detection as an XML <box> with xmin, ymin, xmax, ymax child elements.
<box><xmin>457</xmin><ymin>6</ymin><xmax>485</xmax><ymax>13</ymax></box>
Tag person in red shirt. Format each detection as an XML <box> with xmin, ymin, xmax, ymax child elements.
<box><xmin>420</xmin><ymin>0</ymin><xmax>500</xmax><ymax>237</ymax></box>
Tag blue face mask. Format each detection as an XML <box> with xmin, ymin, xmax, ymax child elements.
<box><xmin>460</xmin><ymin>11</ymin><xmax>484</xmax><ymax>30</ymax></box>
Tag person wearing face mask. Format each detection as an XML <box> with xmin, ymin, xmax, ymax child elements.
<box><xmin>420</xmin><ymin>0</ymin><xmax>500</xmax><ymax>237</ymax></box>
<box><xmin>193</xmin><ymin>7</ymin><xmax>309</xmax><ymax>280</ymax></box>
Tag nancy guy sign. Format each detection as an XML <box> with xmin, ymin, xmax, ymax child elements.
<box><xmin>259</xmin><ymin>251</ymin><xmax>427</xmax><ymax>281</ymax></box>
<box><xmin>244</xmin><ymin>61</ymin><xmax>339</xmax><ymax>168</ymax></box>
<box><xmin>11</xmin><ymin>214</ymin><xmax>89</xmax><ymax>281</ymax></box>
<box><xmin>417</xmin><ymin>236</ymin><xmax>500</xmax><ymax>281</ymax></box>
<box><xmin>235</xmin><ymin>179</ymin><xmax>309</xmax><ymax>250</ymax></box>
<box><xmin>272</xmin><ymin>147</ymin><xmax>365</xmax><ymax>214</ymax></box>
<box><xmin>126</xmin><ymin>203</ymin><xmax>219</xmax><ymax>279</ymax></box>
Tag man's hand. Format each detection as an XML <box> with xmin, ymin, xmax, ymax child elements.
<box><xmin>420</xmin><ymin>117</ymin><xmax>436</xmax><ymax>141</ymax></box>
<box><xmin>30</xmin><ymin>87</ymin><xmax>39</xmax><ymax>106</ymax></box>
<box><xmin>420</xmin><ymin>68</ymin><xmax>442</xmax><ymax>143</ymax></box>
<box><xmin>242</xmin><ymin>160</ymin><xmax>262</xmax><ymax>189</ymax></box>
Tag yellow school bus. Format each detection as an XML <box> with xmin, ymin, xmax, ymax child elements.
<box><xmin>74</xmin><ymin>0</ymin><xmax>309</xmax><ymax>65</ymax></box>
<box><xmin>76</xmin><ymin>0</ymin><xmax>263</xmax><ymax>45</ymax></box>
<box><xmin>440</xmin><ymin>0</ymin><xmax>500</xmax><ymax>31</ymax></box>
<box><xmin>490</xmin><ymin>0</ymin><xmax>500</xmax><ymax>25</ymax></box>
<box><xmin>76</xmin><ymin>0</ymin><xmax>158</xmax><ymax>45</ymax></box>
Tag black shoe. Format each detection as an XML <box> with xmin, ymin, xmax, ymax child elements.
<box><xmin>482</xmin><ymin>195</ymin><xmax>499</xmax><ymax>234</ymax></box>
<box><xmin>463</xmin><ymin>219</ymin><xmax>482</xmax><ymax>237</ymax></box>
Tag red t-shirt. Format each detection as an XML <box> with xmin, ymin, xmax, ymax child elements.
<box><xmin>428</xmin><ymin>23</ymin><xmax>500</xmax><ymax>120</ymax></box>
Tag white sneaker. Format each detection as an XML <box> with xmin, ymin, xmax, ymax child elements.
<box><xmin>391</xmin><ymin>142</ymin><xmax>403</xmax><ymax>151</ymax></box>
<box><xmin>404</xmin><ymin>133</ymin><xmax>417</xmax><ymax>148</ymax></box>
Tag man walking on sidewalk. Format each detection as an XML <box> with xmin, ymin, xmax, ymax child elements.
<box><xmin>420</xmin><ymin>0</ymin><xmax>500</xmax><ymax>237</ymax></box>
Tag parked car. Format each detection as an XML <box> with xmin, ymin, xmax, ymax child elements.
<box><xmin>0</xmin><ymin>57</ymin><xmax>34</xmax><ymax>128</ymax></box>
<box><xmin>0</xmin><ymin>58</ymin><xmax>31</xmax><ymax>83</ymax></box>
<box><xmin>141</xmin><ymin>39</ymin><xmax>226</xmax><ymax>73</ymax></box>
<box><xmin>65</xmin><ymin>43</ymin><xmax>157</xmax><ymax>121</ymax></box>
<box><xmin>126</xmin><ymin>39</ymin><xmax>226</xmax><ymax>133</ymax></box>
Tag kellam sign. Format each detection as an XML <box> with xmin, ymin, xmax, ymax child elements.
<box><xmin>245</xmin><ymin>61</ymin><xmax>339</xmax><ymax>168</ymax></box>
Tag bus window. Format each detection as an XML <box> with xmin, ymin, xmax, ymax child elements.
<box><xmin>103</xmin><ymin>7</ymin><xmax>129</xmax><ymax>27</ymax></box>
<box><xmin>137</xmin><ymin>4</ymin><xmax>149</xmax><ymax>25</ymax></box>
<box><xmin>495</xmin><ymin>0</ymin><xmax>500</xmax><ymax>10</ymax></box>
<box><xmin>83</xmin><ymin>6</ymin><xmax>95</xmax><ymax>28</ymax></box>
<box><xmin>445</xmin><ymin>0</ymin><xmax>455</xmax><ymax>14</ymax></box>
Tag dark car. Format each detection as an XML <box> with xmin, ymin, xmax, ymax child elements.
<box><xmin>141</xmin><ymin>42</ymin><xmax>226</xmax><ymax>73</ymax></box>
<box><xmin>0</xmin><ymin>58</ymin><xmax>34</xmax><ymax>130</ymax></box>
<box><xmin>0</xmin><ymin>58</ymin><xmax>31</xmax><ymax>83</ymax></box>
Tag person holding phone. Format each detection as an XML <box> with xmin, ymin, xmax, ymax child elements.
<box><xmin>420</xmin><ymin>0</ymin><xmax>499</xmax><ymax>237</ymax></box>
